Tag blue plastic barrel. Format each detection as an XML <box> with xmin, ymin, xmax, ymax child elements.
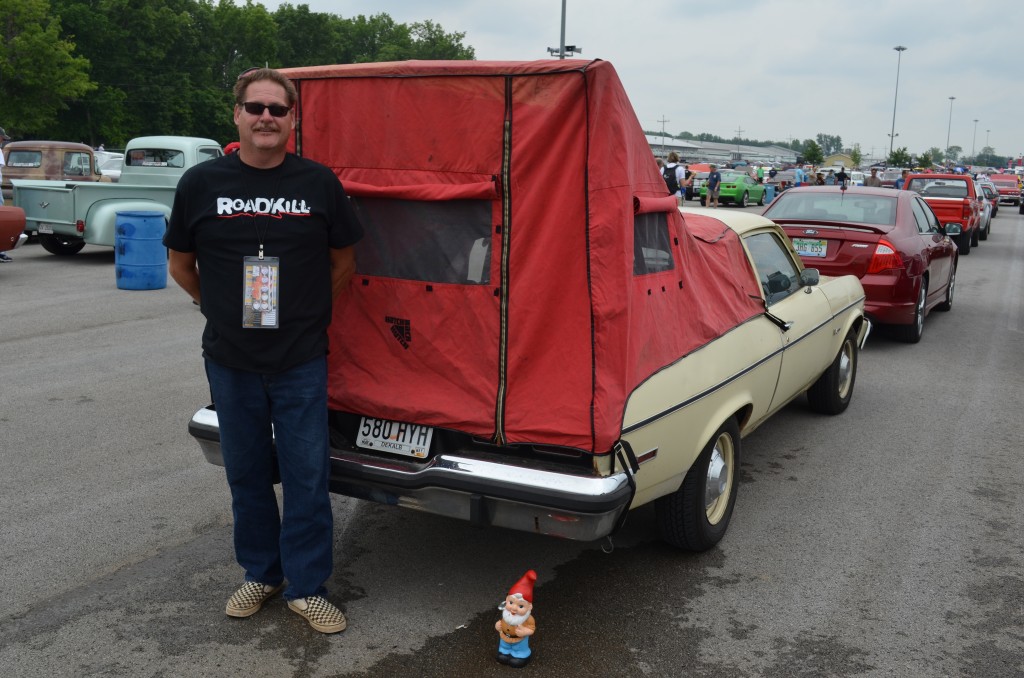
<box><xmin>115</xmin><ymin>211</ymin><xmax>167</xmax><ymax>290</ymax></box>
<box><xmin>765</xmin><ymin>184</ymin><xmax>776</xmax><ymax>203</ymax></box>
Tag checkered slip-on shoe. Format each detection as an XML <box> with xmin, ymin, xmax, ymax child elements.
<box><xmin>287</xmin><ymin>595</ymin><xmax>347</xmax><ymax>634</ymax></box>
<box><xmin>225</xmin><ymin>581</ymin><xmax>284</xmax><ymax>618</ymax></box>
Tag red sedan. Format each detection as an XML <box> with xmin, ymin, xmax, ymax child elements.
<box><xmin>762</xmin><ymin>186</ymin><xmax>957</xmax><ymax>343</ymax></box>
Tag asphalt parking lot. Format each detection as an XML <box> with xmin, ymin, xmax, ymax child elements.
<box><xmin>1</xmin><ymin>206</ymin><xmax>1023</xmax><ymax>677</ymax></box>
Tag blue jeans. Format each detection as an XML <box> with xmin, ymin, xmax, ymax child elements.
<box><xmin>204</xmin><ymin>356</ymin><xmax>333</xmax><ymax>600</ymax></box>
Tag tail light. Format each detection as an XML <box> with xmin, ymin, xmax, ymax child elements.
<box><xmin>961</xmin><ymin>201</ymin><xmax>972</xmax><ymax>219</ymax></box>
<box><xmin>866</xmin><ymin>239</ymin><xmax>903</xmax><ymax>274</ymax></box>
<box><xmin>76</xmin><ymin>219</ymin><xmax>85</xmax><ymax>234</ymax></box>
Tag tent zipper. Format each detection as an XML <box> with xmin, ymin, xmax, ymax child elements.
<box><xmin>493</xmin><ymin>76</ymin><xmax>514</xmax><ymax>446</ymax></box>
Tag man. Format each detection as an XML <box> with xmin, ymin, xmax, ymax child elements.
<box><xmin>705</xmin><ymin>164</ymin><xmax>722</xmax><ymax>208</ymax></box>
<box><xmin>863</xmin><ymin>167</ymin><xmax>883</xmax><ymax>187</ymax></box>
<box><xmin>662</xmin><ymin>151</ymin><xmax>685</xmax><ymax>204</ymax></box>
<box><xmin>895</xmin><ymin>169</ymin><xmax>910</xmax><ymax>190</ymax></box>
<box><xmin>164</xmin><ymin>68</ymin><xmax>363</xmax><ymax>634</ymax></box>
<box><xmin>835</xmin><ymin>166</ymin><xmax>849</xmax><ymax>188</ymax></box>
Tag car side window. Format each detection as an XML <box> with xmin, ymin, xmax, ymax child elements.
<box><xmin>909</xmin><ymin>197</ymin><xmax>937</xmax><ymax>235</ymax></box>
<box><xmin>743</xmin><ymin>232</ymin><xmax>801</xmax><ymax>305</ymax></box>
<box><xmin>909</xmin><ymin>198</ymin><xmax>933</xmax><ymax>234</ymax></box>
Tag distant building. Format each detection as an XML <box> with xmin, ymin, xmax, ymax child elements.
<box><xmin>822</xmin><ymin>153</ymin><xmax>854</xmax><ymax>168</ymax></box>
<box><xmin>647</xmin><ymin>135</ymin><xmax>797</xmax><ymax>166</ymax></box>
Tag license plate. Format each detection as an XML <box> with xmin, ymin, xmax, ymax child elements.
<box><xmin>792</xmin><ymin>238</ymin><xmax>827</xmax><ymax>258</ymax></box>
<box><xmin>38</xmin><ymin>223</ymin><xmax>54</xmax><ymax>234</ymax></box>
<box><xmin>356</xmin><ymin>417</ymin><xmax>433</xmax><ymax>458</ymax></box>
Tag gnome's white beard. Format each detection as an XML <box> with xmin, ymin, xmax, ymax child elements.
<box><xmin>502</xmin><ymin>609</ymin><xmax>530</xmax><ymax>626</ymax></box>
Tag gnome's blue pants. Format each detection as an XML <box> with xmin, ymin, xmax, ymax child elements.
<box><xmin>499</xmin><ymin>638</ymin><xmax>531</xmax><ymax>659</ymax></box>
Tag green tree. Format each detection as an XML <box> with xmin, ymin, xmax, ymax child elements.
<box><xmin>918</xmin><ymin>151</ymin><xmax>933</xmax><ymax>168</ymax></box>
<box><xmin>888</xmin><ymin>147</ymin><xmax>911</xmax><ymax>167</ymax></box>
<box><xmin>945</xmin><ymin>145</ymin><xmax>962</xmax><ymax>163</ymax></box>
<box><xmin>0</xmin><ymin>0</ymin><xmax>94</xmax><ymax>137</ymax></box>
<box><xmin>815</xmin><ymin>133</ymin><xmax>842</xmax><ymax>156</ymax></box>
<box><xmin>409</xmin><ymin>20</ymin><xmax>475</xmax><ymax>60</ymax></box>
<box><xmin>849</xmin><ymin>144</ymin><xmax>862</xmax><ymax>167</ymax></box>
<box><xmin>802</xmin><ymin>139</ymin><xmax>823</xmax><ymax>165</ymax></box>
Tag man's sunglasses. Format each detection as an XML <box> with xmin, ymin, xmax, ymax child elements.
<box><xmin>241</xmin><ymin>101</ymin><xmax>292</xmax><ymax>118</ymax></box>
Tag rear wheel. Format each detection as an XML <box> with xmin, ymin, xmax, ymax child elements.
<box><xmin>979</xmin><ymin>218</ymin><xmax>989</xmax><ymax>241</ymax></box>
<box><xmin>656</xmin><ymin>419</ymin><xmax>740</xmax><ymax>551</ymax></box>
<box><xmin>757</xmin><ymin>189</ymin><xmax>765</xmax><ymax>206</ymax></box>
<box><xmin>936</xmin><ymin>265</ymin><xmax>955</xmax><ymax>312</ymax></box>
<box><xmin>970</xmin><ymin>225</ymin><xmax>980</xmax><ymax>247</ymax></box>
<box><xmin>894</xmin><ymin>280</ymin><xmax>926</xmax><ymax>343</ymax></box>
<box><xmin>39</xmin><ymin>234</ymin><xmax>86</xmax><ymax>256</ymax></box>
<box><xmin>807</xmin><ymin>329</ymin><xmax>859</xmax><ymax>414</ymax></box>
<box><xmin>739</xmin><ymin>191</ymin><xmax>749</xmax><ymax>208</ymax></box>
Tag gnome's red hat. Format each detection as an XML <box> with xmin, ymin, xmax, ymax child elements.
<box><xmin>508</xmin><ymin>570</ymin><xmax>537</xmax><ymax>603</ymax></box>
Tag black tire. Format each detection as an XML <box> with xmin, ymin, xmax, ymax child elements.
<box><xmin>39</xmin><ymin>233</ymin><xmax>86</xmax><ymax>256</ymax></box>
<box><xmin>970</xmin><ymin>225</ymin><xmax>980</xmax><ymax>247</ymax></box>
<box><xmin>700</xmin><ymin>197</ymin><xmax>706</xmax><ymax>207</ymax></box>
<box><xmin>957</xmin><ymin>233</ymin><xmax>971</xmax><ymax>255</ymax></box>
<box><xmin>757</xmin><ymin>189</ymin><xmax>765</xmax><ymax>206</ymax></box>
<box><xmin>807</xmin><ymin>328</ymin><xmax>858</xmax><ymax>415</ymax></box>
<box><xmin>1019</xmin><ymin>202</ymin><xmax>1023</xmax><ymax>215</ymax></box>
<box><xmin>936</xmin><ymin>265</ymin><xmax>955</xmax><ymax>312</ymax></box>
<box><xmin>656</xmin><ymin>418</ymin><xmax>740</xmax><ymax>551</ymax></box>
<box><xmin>739</xmin><ymin>191</ymin><xmax>749</xmax><ymax>208</ymax></box>
<box><xmin>894</xmin><ymin>280</ymin><xmax>926</xmax><ymax>343</ymax></box>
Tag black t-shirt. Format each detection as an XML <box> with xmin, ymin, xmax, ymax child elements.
<box><xmin>165</xmin><ymin>153</ymin><xmax>363</xmax><ymax>373</ymax></box>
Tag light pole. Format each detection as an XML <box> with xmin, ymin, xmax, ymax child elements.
<box><xmin>971</xmin><ymin>119</ymin><xmax>978</xmax><ymax>160</ymax></box>
<box><xmin>546</xmin><ymin>0</ymin><xmax>581</xmax><ymax>59</ymax></box>
<box><xmin>889</xmin><ymin>46</ymin><xmax>907</xmax><ymax>157</ymax></box>
<box><xmin>945</xmin><ymin>96</ymin><xmax>956</xmax><ymax>163</ymax></box>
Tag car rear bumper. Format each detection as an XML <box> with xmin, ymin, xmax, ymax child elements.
<box><xmin>188</xmin><ymin>406</ymin><xmax>634</xmax><ymax>542</ymax></box>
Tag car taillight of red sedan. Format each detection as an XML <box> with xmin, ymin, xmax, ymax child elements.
<box><xmin>866</xmin><ymin>239</ymin><xmax>903</xmax><ymax>274</ymax></box>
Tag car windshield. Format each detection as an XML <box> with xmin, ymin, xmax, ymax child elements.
<box><xmin>905</xmin><ymin>178</ymin><xmax>968</xmax><ymax>198</ymax></box>
<box><xmin>991</xmin><ymin>178</ymin><xmax>1017</xmax><ymax>187</ymax></box>
<box><xmin>721</xmin><ymin>172</ymin><xmax>746</xmax><ymax>181</ymax></box>
<box><xmin>764</xmin><ymin>192</ymin><xmax>897</xmax><ymax>226</ymax></box>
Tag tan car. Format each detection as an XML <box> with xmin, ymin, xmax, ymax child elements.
<box><xmin>1</xmin><ymin>141</ymin><xmax>111</xmax><ymax>202</ymax></box>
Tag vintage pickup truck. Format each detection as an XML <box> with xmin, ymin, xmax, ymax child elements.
<box><xmin>1</xmin><ymin>140</ymin><xmax>111</xmax><ymax>204</ymax></box>
<box><xmin>186</xmin><ymin>60</ymin><xmax>869</xmax><ymax>551</ymax></box>
<box><xmin>12</xmin><ymin>136</ymin><xmax>222</xmax><ymax>255</ymax></box>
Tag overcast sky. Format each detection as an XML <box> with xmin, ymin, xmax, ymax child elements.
<box><xmin>249</xmin><ymin>1</ymin><xmax>1023</xmax><ymax>162</ymax></box>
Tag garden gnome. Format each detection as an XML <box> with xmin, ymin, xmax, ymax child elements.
<box><xmin>495</xmin><ymin>570</ymin><xmax>537</xmax><ymax>668</ymax></box>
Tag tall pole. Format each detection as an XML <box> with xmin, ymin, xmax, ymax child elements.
<box><xmin>945</xmin><ymin>96</ymin><xmax>956</xmax><ymax>163</ymax></box>
<box><xmin>558</xmin><ymin>0</ymin><xmax>566</xmax><ymax>59</ymax></box>
<box><xmin>889</xmin><ymin>46</ymin><xmax>907</xmax><ymax>157</ymax></box>
<box><xmin>971</xmin><ymin>119</ymin><xmax>978</xmax><ymax>159</ymax></box>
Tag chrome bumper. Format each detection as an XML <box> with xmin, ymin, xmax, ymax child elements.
<box><xmin>188</xmin><ymin>407</ymin><xmax>633</xmax><ymax>542</ymax></box>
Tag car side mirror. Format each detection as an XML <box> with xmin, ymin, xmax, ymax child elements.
<box><xmin>800</xmin><ymin>268</ymin><xmax>820</xmax><ymax>288</ymax></box>
<box><xmin>944</xmin><ymin>223</ymin><xmax>962</xmax><ymax>237</ymax></box>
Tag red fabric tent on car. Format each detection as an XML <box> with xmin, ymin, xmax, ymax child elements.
<box><xmin>280</xmin><ymin>60</ymin><xmax>763</xmax><ymax>455</ymax></box>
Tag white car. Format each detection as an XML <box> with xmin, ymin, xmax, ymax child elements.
<box><xmin>98</xmin><ymin>156</ymin><xmax>123</xmax><ymax>182</ymax></box>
